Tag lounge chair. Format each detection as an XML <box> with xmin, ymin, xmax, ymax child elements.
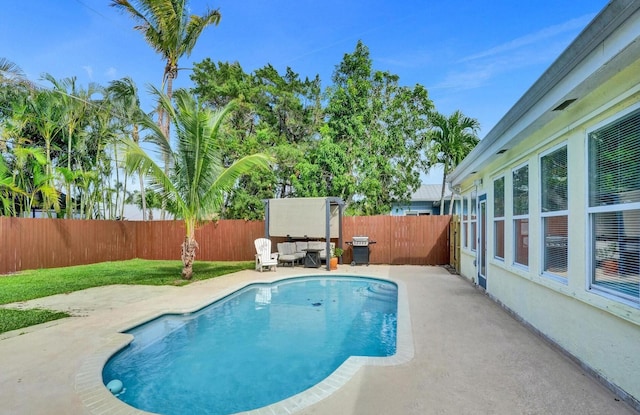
<box><xmin>254</xmin><ymin>238</ymin><xmax>278</xmax><ymax>272</ymax></box>
<box><xmin>277</xmin><ymin>242</ymin><xmax>305</xmax><ymax>266</ymax></box>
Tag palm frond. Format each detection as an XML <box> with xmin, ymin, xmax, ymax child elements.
<box><xmin>182</xmin><ymin>8</ymin><xmax>221</xmax><ymax>57</ymax></box>
<box><xmin>120</xmin><ymin>137</ymin><xmax>184</xmax><ymax>214</ymax></box>
<box><xmin>0</xmin><ymin>57</ymin><xmax>26</xmax><ymax>83</ymax></box>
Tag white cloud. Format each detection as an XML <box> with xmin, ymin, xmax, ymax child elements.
<box><xmin>460</xmin><ymin>14</ymin><xmax>595</xmax><ymax>63</ymax></box>
<box><xmin>433</xmin><ymin>13</ymin><xmax>596</xmax><ymax>92</ymax></box>
<box><xmin>82</xmin><ymin>65</ymin><xmax>93</xmax><ymax>80</ymax></box>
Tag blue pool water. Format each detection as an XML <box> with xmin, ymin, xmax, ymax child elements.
<box><xmin>102</xmin><ymin>276</ymin><xmax>398</xmax><ymax>415</ymax></box>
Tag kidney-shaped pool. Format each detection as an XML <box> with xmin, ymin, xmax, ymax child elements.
<box><xmin>102</xmin><ymin>276</ymin><xmax>398</xmax><ymax>415</ymax></box>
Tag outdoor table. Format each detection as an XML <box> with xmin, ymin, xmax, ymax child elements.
<box><xmin>303</xmin><ymin>248</ymin><xmax>322</xmax><ymax>268</ymax></box>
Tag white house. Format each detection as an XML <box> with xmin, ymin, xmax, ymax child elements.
<box><xmin>449</xmin><ymin>0</ymin><xmax>640</xmax><ymax>409</ymax></box>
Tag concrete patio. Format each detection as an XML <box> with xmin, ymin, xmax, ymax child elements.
<box><xmin>0</xmin><ymin>265</ymin><xmax>636</xmax><ymax>414</ymax></box>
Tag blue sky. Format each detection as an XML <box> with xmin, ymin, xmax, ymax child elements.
<box><xmin>2</xmin><ymin>0</ymin><xmax>607</xmax><ymax>183</ymax></box>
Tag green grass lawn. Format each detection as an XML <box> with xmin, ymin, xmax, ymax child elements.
<box><xmin>0</xmin><ymin>259</ymin><xmax>254</xmax><ymax>335</ymax></box>
<box><xmin>0</xmin><ymin>309</ymin><xmax>70</xmax><ymax>334</ymax></box>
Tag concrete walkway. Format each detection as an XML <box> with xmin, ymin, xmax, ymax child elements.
<box><xmin>0</xmin><ymin>265</ymin><xmax>635</xmax><ymax>415</ymax></box>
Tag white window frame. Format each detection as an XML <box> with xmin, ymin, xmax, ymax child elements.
<box><xmin>470</xmin><ymin>191</ymin><xmax>477</xmax><ymax>252</ymax></box>
<box><xmin>512</xmin><ymin>163</ymin><xmax>529</xmax><ymax>269</ymax></box>
<box><xmin>586</xmin><ymin>104</ymin><xmax>640</xmax><ymax>306</ymax></box>
<box><xmin>462</xmin><ymin>196</ymin><xmax>469</xmax><ymax>249</ymax></box>
<box><xmin>540</xmin><ymin>143</ymin><xmax>569</xmax><ymax>283</ymax></box>
<box><xmin>405</xmin><ymin>210</ymin><xmax>431</xmax><ymax>216</ymax></box>
<box><xmin>493</xmin><ymin>176</ymin><xmax>505</xmax><ymax>261</ymax></box>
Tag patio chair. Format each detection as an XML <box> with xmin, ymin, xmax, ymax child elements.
<box><xmin>254</xmin><ymin>238</ymin><xmax>279</xmax><ymax>272</ymax></box>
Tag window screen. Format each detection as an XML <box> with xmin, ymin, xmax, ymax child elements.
<box><xmin>494</xmin><ymin>177</ymin><xmax>505</xmax><ymax>260</ymax></box>
<box><xmin>512</xmin><ymin>166</ymin><xmax>529</xmax><ymax>266</ymax></box>
<box><xmin>541</xmin><ymin>146</ymin><xmax>568</xmax><ymax>278</ymax></box>
<box><xmin>463</xmin><ymin>197</ymin><xmax>468</xmax><ymax>248</ymax></box>
<box><xmin>513</xmin><ymin>165</ymin><xmax>529</xmax><ymax>267</ymax></box>
<box><xmin>588</xmin><ymin>108</ymin><xmax>640</xmax><ymax>303</ymax></box>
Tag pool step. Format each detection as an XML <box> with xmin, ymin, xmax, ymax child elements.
<box><xmin>362</xmin><ymin>284</ymin><xmax>397</xmax><ymax>300</ymax></box>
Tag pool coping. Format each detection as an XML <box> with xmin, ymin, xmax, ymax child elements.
<box><xmin>75</xmin><ymin>274</ymin><xmax>414</xmax><ymax>415</ymax></box>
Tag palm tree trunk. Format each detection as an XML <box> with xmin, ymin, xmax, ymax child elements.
<box><xmin>121</xmin><ymin>171</ymin><xmax>128</xmax><ymax>221</ymax></box>
<box><xmin>439</xmin><ymin>167</ymin><xmax>448</xmax><ymax>215</ymax></box>
<box><xmin>133</xmin><ymin>124</ymin><xmax>147</xmax><ymax>220</ymax></box>
<box><xmin>113</xmin><ymin>141</ymin><xmax>121</xmax><ymax>219</ymax></box>
<box><xmin>182</xmin><ymin>218</ymin><xmax>199</xmax><ymax>280</ymax></box>
<box><xmin>66</xmin><ymin>130</ymin><xmax>72</xmax><ymax>219</ymax></box>
<box><xmin>181</xmin><ymin>235</ymin><xmax>198</xmax><ymax>280</ymax></box>
<box><xmin>139</xmin><ymin>174</ymin><xmax>147</xmax><ymax>220</ymax></box>
<box><xmin>159</xmin><ymin>70</ymin><xmax>174</xmax><ymax>220</ymax></box>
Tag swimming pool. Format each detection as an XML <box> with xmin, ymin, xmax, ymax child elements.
<box><xmin>102</xmin><ymin>276</ymin><xmax>399</xmax><ymax>415</ymax></box>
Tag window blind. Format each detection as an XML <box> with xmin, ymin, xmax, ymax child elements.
<box><xmin>470</xmin><ymin>192</ymin><xmax>477</xmax><ymax>251</ymax></box>
<box><xmin>494</xmin><ymin>177</ymin><xmax>505</xmax><ymax>259</ymax></box>
<box><xmin>541</xmin><ymin>146</ymin><xmax>568</xmax><ymax>277</ymax></box>
<box><xmin>513</xmin><ymin>165</ymin><xmax>529</xmax><ymax>266</ymax></box>
<box><xmin>588</xmin><ymin>108</ymin><xmax>640</xmax><ymax>302</ymax></box>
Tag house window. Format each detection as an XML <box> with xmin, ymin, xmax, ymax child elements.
<box><xmin>406</xmin><ymin>211</ymin><xmax>431</xmax><ymax>216</ymax></box>
<box><xmin>494</xmin><ymin>177</ymin><xmax>505</xmax><ymax>260</ymax></box>
<box><xmin>513</xmin><ymin>164</ymin><xmax>529</xmax><ymax>267</ymax></box>
<box><xmin>470</xmin><ymin>191</ymin><xmax>477</xmax><ymax>251</ymax></box>
<box><xmin>541</xmin><ymin>145</ymin><xmax>568</xmax><ymax>279</ymax></box>
<box><xmin>463</xmin><ymin>197</ymin><xmax>468</xmax><ymax>249</ymax></box>
<box><xmin>588</xmin><ymin>107</ymin><xmax>640</xmax><ymax>304</ymax></box>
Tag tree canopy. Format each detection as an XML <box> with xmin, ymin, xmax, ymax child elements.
<box><xmin>121</xmin><ymin>88</ymin><xmax>272</xmax><ymax>278</ymax></box>
<box><xmin>190</xmin><ymin>41</ymin><xmax>436</xmax><ymax>217</ymax></box>
<box><xmin>1</xmin><ymin>38</ymin><xmax>480</xmax><ymax>221</ymax></box>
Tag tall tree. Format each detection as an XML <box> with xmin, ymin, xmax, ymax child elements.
<box><xmin>26</xmin><ymin>89</ymin><xmax>64</xmax><ymax>182</ymax></box>
<box><xmin>43</xmin><ymin>74</ymin><xmax>99</xmax><ymax>218</ymax></box>
<box><xmin>190</xmin><ymin>60</ymin><xmax>323</xmax><ymax>218</ymax></box>
<box><xmin>324</xmin><ymin>41</ymin><xmax>433</xmax><ymax>215</ymax></box>
<box><xmin>1</xmin><ymin>88</ymin><xmax>64</xmax><ymax>217</ymax></box>
<box><xmin>0</xmin><ymin>58</ymin><xmax>32</xmax><ymax>153</ymax></box>
<box><xmin>0</xmin><ymin>154</ymin><xmax>23</xmax><ymax>216</ymax></box>
<box><xmin>122</xmin><ymin>88</ymin><xmax>272</xmax><ymax>279</ymax></box>
<box><xmin>107</xmin><ymin>77</ymin><xmax>148</xmax><ymax>219</ymax></box>
<box><xmin>428</xmin><ymin>110</ymin><xmax>480</xmax><ymax>214</ymax></box>
<box><xmin>10</xmin><ymin>146</ymin><xmax>59</xmax><ymax>217</ymax></box>
<box><xmin>112</xmin><ymin>0</ymin><xmax>221</xmax><ymax>218</ymax></box>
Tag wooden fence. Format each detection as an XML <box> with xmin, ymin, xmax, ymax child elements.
<box><xmin>0</xmin><ymin>215</ymin><xmax>451</xmax><ymax>275</ymax></box>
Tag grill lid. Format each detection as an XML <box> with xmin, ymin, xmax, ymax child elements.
<box><xmin>352</xmin><ymin>236</ymin><xmax>369</xmax><ymax>246</ymax></box>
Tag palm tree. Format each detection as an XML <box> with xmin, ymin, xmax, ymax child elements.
<box><xmin>26</xmin><ymin>89</ymin><xmax>64</xmax><ymax>181</ymax></box>
<box><xmin>428</xmin><ymin>110</ymin><xmax>480</xmax><ymax>215</ymax></box>
<box><xmin>0</xmin><ymin>153</ymin><xmax>24</xmax><ymax>216</ymax></box>
<box><xmin>110</xmin><ymin>0</ymin><xmax>221</xmax><ymax>138</ymax></box>
<box><xmin>107</xmin><ymin>77</ymin><xmax>149</xmax><ymax>219</ymax></box>
<box><xmin>122</xmin><ymin>88</ymin><xmax>272</xmax><ymax>279</ymax></box>
<box><xmin>12</xmin><ymin>146</ymin><xmax>60</xmax><ymax>217</ymax></box>
<box><xmin>111</xmin><ymin>0</ymin><xmax>221</xmax><ymax>219</ymax></box>
<box><xmin>43</xmin><ymin>74</ymin><xmax>99</xmax><ymax>218</ymax></box>
<box><xmin>0</xmin><ymin>57</ymin><xmax>29</xmax><ymax>86</ymax></box>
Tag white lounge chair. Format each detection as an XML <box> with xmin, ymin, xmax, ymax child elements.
<box><xmin>254</xmin><ymin>238</ymin><xmax>278</xmax><ymax>272</ymax></box>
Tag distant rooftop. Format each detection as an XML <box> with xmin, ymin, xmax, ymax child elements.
<box><xmin>411</xmin><ymin>184</ymin><xmax>452</xmax><ymax>202</ymax></box>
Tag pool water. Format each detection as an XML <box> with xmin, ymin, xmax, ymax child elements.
<box><xmin>102</xmin><ymin>276</ymin><xmax>398</xmax><ymax>415</ymax></box>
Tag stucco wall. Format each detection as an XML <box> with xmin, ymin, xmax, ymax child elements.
<box><xmin>456</xmin><ymin>53</ymin><xmax>640</xmax><ymax>405</ymax></box>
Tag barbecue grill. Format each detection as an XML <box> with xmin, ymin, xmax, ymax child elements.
<box><xmin>346</xmin><ymin>236</ymin><xmax>376</xmax><ymax>265</ymax></box>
